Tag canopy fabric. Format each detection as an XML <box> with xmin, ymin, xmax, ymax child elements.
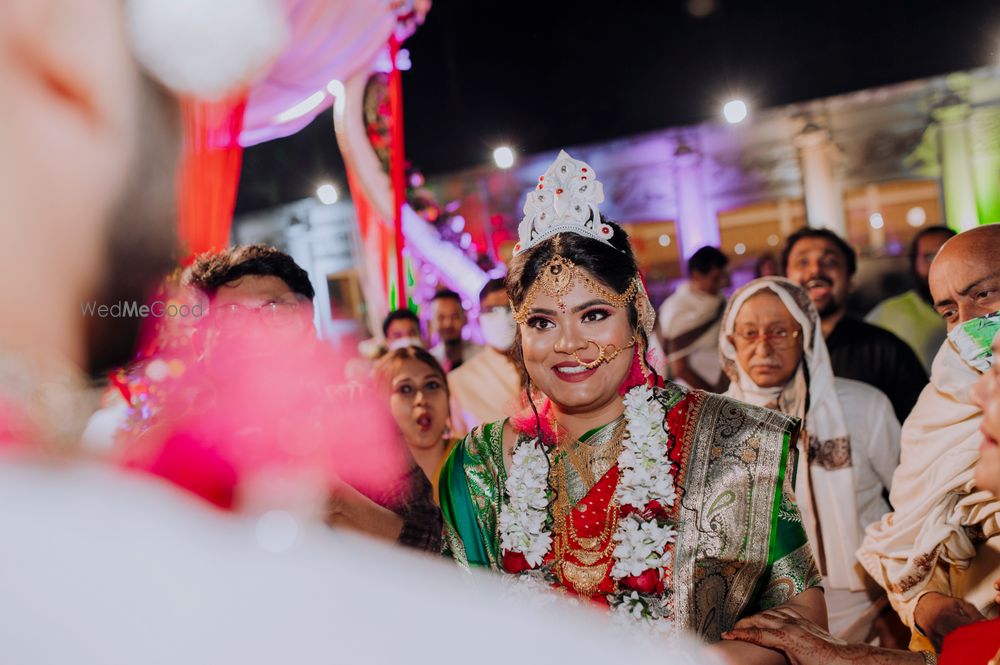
<box><xmin>239</xmin><ymin>0</ymin><xmax>397</xmax><ymax>147</ymax></box>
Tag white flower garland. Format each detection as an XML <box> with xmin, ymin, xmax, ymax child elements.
<box><xmin>498</xmin><ymin>438</ymin><xmax>552</xmax><ymax>567</ymax></box>
<box><xmin>499</xmin><ymin>384</ymin><xmax>677</xmax><ymax>622</ymax></box>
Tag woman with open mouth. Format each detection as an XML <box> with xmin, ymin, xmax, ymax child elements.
<box><xmin>437</xmin><ymin>151</ymin><xmax>826</xmax><ymax>662</ymax></box>
<box><xmin>377</xmin><ymin>346</ymin><xmax>457</xmax><ymax>493</ymax></box>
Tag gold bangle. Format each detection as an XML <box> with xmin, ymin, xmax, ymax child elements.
<box><xmin>919</xmin><ymin>651</ymin><xmax>938</xmax><ymax>665</ymax></box>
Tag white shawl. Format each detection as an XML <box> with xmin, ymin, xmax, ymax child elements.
<box><xmin>858</xmin><ymin>342</ymin><xmax>1000</xmax><ymax>602</ymax></box>
<box><xmin>720</xmin><ymin>277</ymin><xmax>864</xmax><ymax>591</ymax></box>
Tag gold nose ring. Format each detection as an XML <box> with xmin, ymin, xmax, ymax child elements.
<box><xmin>573</xmin><ymin>340</ymin><xmax>607</xmax><ymax>370</ymax></box>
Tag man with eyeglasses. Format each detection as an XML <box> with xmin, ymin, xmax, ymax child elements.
<box><xmin>720</xmin><ymin>277</ymin><xmax>903</xmax><ymax>646</ymax></box>
<box><xmin>181</xmin><ymin>244</ymin><xmax>444</xmax><ymax>553</ymax></box>
<box><xmin>184</xmin><ymin>244</ymin><xmax>316</xmax><ymax>356</ymax></box>
<box><xmin>783</xmin><ymin>228</ymin><xmax>927</xmax><ymax>423</ymax></box>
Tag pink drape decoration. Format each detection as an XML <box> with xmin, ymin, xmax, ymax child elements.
<box><xmin>239</xmin><ymin>0</ymin><xmax>396</xmax><ymax>147</ymax></box>
<box><xmin>178</xmin><ymin>95</ymin><xmax>248</xmax><ymax>260</ymax></box>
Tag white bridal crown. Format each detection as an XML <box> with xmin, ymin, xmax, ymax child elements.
<box><xmin>513</xmin><ymin>150</ymin><xmax>615</xmax><ymax>256</ymax></box>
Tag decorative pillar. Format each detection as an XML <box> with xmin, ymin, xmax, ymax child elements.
<box><xmin>968</xmin><ymin>104</ymin><xmax>1000</xmax><ymax>225</ymax></box>
<box><xmin>794</xmin><ymin>121</ymin><xmax>847</xmax><ymax>236</ymax></box>
<box><xmin>933</xmin><ymin>97</ymin><xmax>979</xmax><ymax>231</ymax></box>
<box><xmin>672</xmin><ymin>142</ymin><xmax>720</xmax><ymax>263</ymax></box>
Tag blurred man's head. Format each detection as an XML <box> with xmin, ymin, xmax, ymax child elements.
<box><xmin>929</xmin><ymin>225</ymin><xmax>1000</xmax><ymax>332</ymax></box>
<box><xmin>382</xmin><ymin>309</ymin><xmax>423</xmax><ymax>349</ymax></box>
<box><xmin>431</xmin><ymin>290</ymin><xmax>465</xmax><ymax>345</ymax></box>
<box><xmin>0</xmin><ymin>0</ymin><xmax>180</xmax><ymax>376</ymax></box>
<box><xmin>782</xmin><ymin>228</ymin><xmax>856</xmax><ymax>321</ymax></box>
<box><xmin>185</xmin><ymin>245</ymin><xmax>315</xmax><ymax>355</ymax></box>
<box><xmin>687</xmin><ymin>246</ymin><xmax>729</xmax><ymax>296</ymax></box>
<box><xmin>910</xmin><ymin>226</ymin><xmax>956</xmax><ymax>302</ymax></box>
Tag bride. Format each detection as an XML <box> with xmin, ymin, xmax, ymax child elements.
<box><xmin>438</xmin><ymin>151</ymin><xmax>826</xmax><ymax>662</ymax></box>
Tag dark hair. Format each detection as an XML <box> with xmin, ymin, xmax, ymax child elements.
<box><xmin>909</xmin><ymin>225</ymin><xmax>956</xmax><ymax>266</ymax></box>
<box><xmin>374</xmin><ymin>346</ymin><xmax>449</xmax><ymax>398</ymax></box>
<box><xmin>479</xmin><ymin>278</ymin><xmax>507</xmax><ymax>304</ymax></box>
<box><xmin>688</xmin><ymin>246</ymin><xmax>728</xmax><ymax>275</ymax></box>
<box><xmin>780</xmin><ymin>227</ymin><xmax>857</xmax><ymax>277</ymax></box>
<box><xmin>185</xmin><ymin>244</ymin><xmax>315</xmax><ymax>300</ymax></box>
<box><xmin>753</xmin><ymin>252</ymin><xmax>779</xmax><ymax>278</ymax></box>
<box><xmin>381</xmin><ymin>308</ymin><xmax>420</xmax><ymax>337</ymax></box>
<box><xmin>506</xmin><ymin>220</ymin><xmax>654</xmax><ymax>427</ymax></box>
<box><xmin>431</xmin><ymin>289</ymin><xmax>462</xmax><ymax>305</ymax></box>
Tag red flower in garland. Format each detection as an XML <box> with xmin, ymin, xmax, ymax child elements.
<box><xmin>620</xmin><ymin>568</ymin><xmax>664</xmax><ymax>595</ymax></box>
<box><xmin>502</xmin><ymin>550</ymin><xmax>531</xmax><ymax>574</ymax></box>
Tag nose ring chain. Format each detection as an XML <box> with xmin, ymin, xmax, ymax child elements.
<box><xmin>572</xmin><ymin>335</ymin><xmax>636</xmax><ymax>370</ymax></box>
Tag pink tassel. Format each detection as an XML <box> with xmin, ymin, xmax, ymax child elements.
<box><xmin>618</xmin><ymin>345</ymin><xmax>650</xmax><ymax>395</ymax></box>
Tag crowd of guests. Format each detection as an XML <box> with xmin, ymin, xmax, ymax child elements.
<box><xmin>340</xmin><ymin>221</ymin><xmax>996</xmax><ymax>660</ymax></box>
<box><xmin>2</xmin><ymin>4</ymin><xmax>997</xmax><ymax>659</ymax></box>
<box><xmin>104</xmin><ymin>218</ymin><xmax>999</xmax><ymax>662</ymax></box>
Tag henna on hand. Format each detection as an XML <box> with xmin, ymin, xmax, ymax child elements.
<box><xmin>723</xmin><ymin>611</ymin><xmax>925</xmax><ymax>665</ymax></box>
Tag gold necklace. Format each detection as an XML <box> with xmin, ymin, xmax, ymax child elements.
<box><xmin>549</xmin><ymin>419</ymin><xmax>625</xmax><ymax>596</ymax></box>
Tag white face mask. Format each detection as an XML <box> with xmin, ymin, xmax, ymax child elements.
<box><xmin>479</xmin><ymin>307</ymin><xmax>516</xmax><ymax>351</ymax></box>
<box><xmin>387</xmin><ymin>336</ymin><xmax>425</xmax><ymax>351</ymax></box>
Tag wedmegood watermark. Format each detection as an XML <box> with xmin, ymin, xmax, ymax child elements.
<box><xmin>80</xmin><ymin>300</ymin><xmax>204</xmax><ymax>319</ymax></box>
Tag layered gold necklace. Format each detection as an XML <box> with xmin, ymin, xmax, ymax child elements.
<box><xmin>549</xmin><ymin>417</ymin><xmax>626</xmax><ymax>596</ymax></box>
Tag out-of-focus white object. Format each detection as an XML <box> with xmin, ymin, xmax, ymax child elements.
<box><xmin>316</xmin><ymin>183</ymin><xmax>339</xmax><ymax>205</ymax></box>
<box><xmin>493</xmin><ymin>146</ymin><xmax>516</xmax><ymax>169</ymax></box>
<box><xmin>126</xmin><ymin>0</ymin><xmax>288</xmax><ymax>100</ymax></box>
<box><xmin>723</xmin><ymin>99</ymin><xmax>748</xmax><ymax>124</ymax></box>
<box><xmin>0</xmin><ymin>459</ymin><xmax>721</xmax><ymax>665</ymax></box>
<box><xmin>79</xmin><ymin>400</ymin><xmax>128</xmax><ymax>454</ymax></box>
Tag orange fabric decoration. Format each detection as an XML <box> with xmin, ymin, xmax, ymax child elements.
<box><xmin>177</xmin><ymin>94</ymin><xmax>249</xmax><ymax>261</ymax></box>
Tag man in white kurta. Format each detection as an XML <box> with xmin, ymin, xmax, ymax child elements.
<box><xmin>658</xmin><ymin>247</ymin><xmax>729</xmax><ymax>392</ymax></box>
<box><xmin>448</xmin><ymin>279</ymin><xmax>521</xmax><ymax>433</ymax></box>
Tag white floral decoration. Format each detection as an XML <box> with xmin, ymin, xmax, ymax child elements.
<box><xmin>611</xmin><ymin>515</ymin><xmax>677</xmax><ymax>579</ymax></box>
<box><xmin>498</xmin><ymin>438</ymin><xmax>552</xmax><ymax>567</ymax></box>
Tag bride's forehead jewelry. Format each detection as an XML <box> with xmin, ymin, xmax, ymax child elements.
<box><xmin>511</xmin><ymin>254</ymin><xmax>640</xmax><ymax>324</ymax></box>
<box><xmin>512</xmin><ymin>151</ymin><xmax>616</xmax><ymax>256</ymax></box>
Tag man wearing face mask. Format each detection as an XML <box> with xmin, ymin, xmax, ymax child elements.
<box><xmin>382</xmin><ymin>308</ymin><xmax>426</xmax><ymax>351</ymax></box>
<box><xmin>447</xmin><ymin>279</ymin><xmax>521</xmax><ymax>433</ymax></box>
<box><xmin>858</xmin><ymin>224</ymin><xmax>1000</xmax><ymax>653</ymax></box>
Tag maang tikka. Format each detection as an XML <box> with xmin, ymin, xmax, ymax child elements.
<box><xmin>511</xmin><ymin>255</ymin><xmax>640</xmax><ymax>325</ymax></box>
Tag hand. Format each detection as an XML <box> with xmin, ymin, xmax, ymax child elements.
<box><xmin>325</xmin><ymin>481</ymin><xmax>404</xmax><ymax>542</ymax></box>
<box><xmin>722</xmin><ymin>607</ymin><xmax>911</xmax><ymax>665</ymax></box>
<box><xmin>913</xmin><ymin>592</ymin><xmax>985</xmax><ymax>651</ymax></box>
<box><xmin>866</xmin><ymin>606</ymin><xmax>911</xmax><ymax>651</ymax></box>
<box><xmin>994</xmin><ymin>577</ymin><xmax>1000</xmax><ymax>606</ymax></box>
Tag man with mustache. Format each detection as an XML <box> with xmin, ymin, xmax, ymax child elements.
<box><xmin>783</xmin><ymin>228</ymin><xmax>928</xmax><ymax>422</ymax></box>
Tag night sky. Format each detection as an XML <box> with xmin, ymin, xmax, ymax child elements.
<box><xmin>235</xmin><ymin>0</ymin><xmax>1000</xmax><ymax>213</ymax></box>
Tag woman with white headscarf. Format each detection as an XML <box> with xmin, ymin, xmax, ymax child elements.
<box><xmin>720</xmin><ymin>277</ymin><xmax>903</xmax><ymax>643</ymax></box>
